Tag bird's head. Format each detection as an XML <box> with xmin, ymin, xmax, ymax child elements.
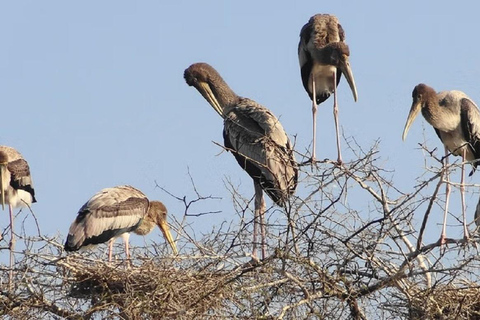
<box><xmin>184</xmin><ymin>63</ymin><xmax>226</xmax><ymax>117</ymax></box>
<box><xmin>323</xmin><ymin>42</ymin><xmax>358</xmax><ymax>102</ymax></box>
<box><xmin>0</xmin><ymin>151</ymin><xmax>8</xmax><ymax>210</ymax></box>
<box><xmin>148</xmin><ymin>201</ymin><xmax>178</xmax><ymax>255</ymax></box>
<box><xmin>402</xmin><ymin>83</ymin><xmax>435</xmax><ymax>141</ymax></box>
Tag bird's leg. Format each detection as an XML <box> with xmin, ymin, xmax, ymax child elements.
<box><xmin>8</xmin><ymin>204</ymin><xmax>15</xmax><ymax>292</ymax></box>
<box><xmin>311</xmin><ymin>74</ymin><xmax>317</xmax><ymax>164</ymax></box>
<box><xmin>440</xmin><ymin>147</ymin><xmax>450</xmax><ymax>247</ymax></box>
<box><xmin>122</xmin><ymin>233</ymin><xmax>131</xmax><ymax>266</ymax></box>
<box><xmin>332</xmin><ymin>69</ymin><xmax>342</xmax><ymax>165</ymax></box>
<box><xmin>253</xmin><ymin>183</ymin><xmax>265</xmax><ymax>260</ymax></box>
<box><xmin>461</xmin><ymin>149</ymin><xmax>470</xmax><ymax>241</ymax></box>
<box><xmin>108</xmin><ymin>240</ymin><xmax>114</xmax><ymax>262</ymax></box>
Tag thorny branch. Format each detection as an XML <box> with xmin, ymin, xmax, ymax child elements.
<box><xmin>1</xmin><ymin>140</ymin><xmax>480</xmax><ymax>319</ymax></box>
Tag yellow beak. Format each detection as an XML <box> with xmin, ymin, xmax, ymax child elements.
<box><xmin>158</xmin><ymin>220</ymin><xmax>178</xmax><ymax>255</ymax></box>
<box><xmin>402</xmin><ymin>100</ymin><xmax>422</xmax><ymax>141</ymax></box>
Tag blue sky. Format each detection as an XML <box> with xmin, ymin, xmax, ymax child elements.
<box><xmin>1</xmin><ymin>1</ymin><xmax>480</xmax><ymax>253</ymax></box>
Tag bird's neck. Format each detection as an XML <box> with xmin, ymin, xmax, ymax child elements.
<box><xmin>210</xmin><ymin>78</ymin><xmax>239</xmax><ymax>112</ymax></box>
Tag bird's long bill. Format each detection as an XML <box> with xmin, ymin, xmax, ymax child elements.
<box><xmin>339</xmin><ymin>58</ymin><xmax>358</xmax><ymax>102</ymax></box>
<box><xmin>402</xmin><ymin>100</ymin><xmax>421</xmax><ymax>141</ymax></box>
<box><xmin>197</xmin><ymin>82</ymin><xmax>224</xmax><ymax>118</ymax></box>
<box><xmin>0</xmin><ymin>164</ymin><xmax>5</xmax><ymax>210</ymax></box>
<box><xmin>158</xmin><ymin>220</ymin><xmax>178</xmax><ymax>255</ymax></box>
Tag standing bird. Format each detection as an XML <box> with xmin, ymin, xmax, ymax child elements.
<box><xmin>0</xmin><ymin>145</ymin><xmax>36</xmax><ymax>290</ymax></box>
<box><xmin>0</xmin><ymin>145</ymin><xmax>36</xmax><ymax>248</ymax></box>
<box><xmin>402</xmin><ymin>83</ymin><xmax>480</xmax><ymax>244</ymax></box>
<box><xmin>298</xmin><ymin>14</ymin><xmax>358</xmax><ymax>164</ymax></box>
<box><xmin>184</xmin><ymin>63</ymin><xmax>298</xmax><ymax>259</ymax></box>
<box><xmin>65</xmin><ymin>185</ymin><xmax>178</xmax><ymax>261</ymax></box>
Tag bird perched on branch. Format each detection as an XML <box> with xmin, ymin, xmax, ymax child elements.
<box><xmin>298</xmin><ymin>13</ymin><xmax>358</xmax><ymax>164</ymax></box>
<box><xmin>184</xmin><ymin>62</ymin><xmax>298</xmax><ymax>259</ymax></box>
<box><xmin>403</xmin><ymin>83</ymin><xmax>480</xmax><ymax>244</ymax></box>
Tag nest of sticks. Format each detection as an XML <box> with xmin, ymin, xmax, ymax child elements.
<box><xmin>58</xmin><ymin>255</ymin><xmax>241</xmax><ymax>319</ymax></box>
<box><xmin>406</xmin><ymin>282</ymin><xmax>480</xmax><ymax>319</ymax></box>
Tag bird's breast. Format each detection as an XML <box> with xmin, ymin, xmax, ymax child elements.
<box><xmin>439</xmin><ymin>130</ymin><xmax>474</xmax><ymax>160</ymax></box>
<box><xmin>309</xmin><ymin>63</ymin><xmax>337</xmax><ymax>97</ymax></box>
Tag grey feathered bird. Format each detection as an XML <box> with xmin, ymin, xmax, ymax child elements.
<box><xmin>298</xmin><ymin>14</ymin><xmax>358</xmax><ymax>163</ymax></box>
<box><xmin>184</xmin><ymin>62</ymin><xmax>298</xmax><ymax>259</ymax></box>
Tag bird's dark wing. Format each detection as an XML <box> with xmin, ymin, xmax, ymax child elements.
<box><xmin>338</xmin><ymin>22</ymin><xmax>345</xmax><ymax>42</ymax></box>
<box><xmin>7</xmin><ymin>158</ymin><xmax>36</xmax><ymax>203</ymax></box>
<box><xmin>460</xmin><ymin>98</ymin><xmax>480</xmax><ymax>172</ymax></box>
<box><xmin>223</xmin><ymin>99</ymin><xmax>298</xmax><ymax>206</ymax></box>
<box><xmin>65</xmin><ymin>185</ymin><xmax>149</xmax><ymax>251</ymax></box>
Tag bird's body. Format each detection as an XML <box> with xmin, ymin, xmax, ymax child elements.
<box><xmin>184</xmin><ymin>63</ymin><xmax>298</xmax><ymax>258</ymax></box>
<box><xmin>65</xmin><ymin>185</ymin><xmax>178</xmax><ymax>260</ymax></box>
<box><xmin>403</xmin><ymin>83</ymin><xmax>480</xmax><ymax>243</ymax></box>
<box><xmin>0</xmin><ymin>146</ymin><xmax>36</xmax><ymax>210</ymax></box>
<box><xmin>426</xmin><ymin>90</ymin><xmax>480</xmax><ymax>166</ymax></box>
<box><xmin>0</xmin><ymin>145</ymin><xmax>36</xmax><ymax>289</ymax></box>
<box><xmin>223</xmin><ymin>98</ymin><xmax>298</xmax><ymax>206</ymax></box>
<box><xmin>298</xmin><ymin>14</ymin><xmax>358</xmax><ymax>163</ymax></box>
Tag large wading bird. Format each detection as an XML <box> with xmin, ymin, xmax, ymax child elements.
<box><xmin>0</xmin><ymin>146</ymin><xmax>36</xmax><ymax>247</ymax></box>
<box><xmin>64</xmin><ymin>185</ymin><xmax>178</xmax><ymax>261</ymax></box>
<box><xmin>298</xmin><ymin>13</ymin><xmax>358</xmax><ymax>164</ymax></box>
<box><xmin>184</xmin><ymin>62</ymin><xmax>298</xmax><ymax>259</ymax></box>
<box><xmin>0</xmin><ymin>145</ymin><xmax>36</xmax><ymax>289</ymax></box>
<box><xmin>403</xmin><ymin>83</ymin><xmax>480</xmax><ymax>244</ymax></box>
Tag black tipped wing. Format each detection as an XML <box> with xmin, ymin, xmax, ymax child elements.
<box><xmin>8</xmin><ymin>158</ymin><xmax>36</xmax><ymax>203</ymax></box>
<box><xmin>0</xmin><ymin>146</ymin><xmax>36</xmax><ymax>203</ymax></box>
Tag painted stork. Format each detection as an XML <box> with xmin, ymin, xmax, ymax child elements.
<box><xmin>298</xmin><ymin>14</ymin><xmax>358</xmax><ymax>164</ymax></box>
<box><xmin>402</xmin><ymin>83</ymin><xmax>480</xmax><ymax>244</ymax></box>
<box><xmin>184</xmin><ymin>62</ymin><xmax>298</xmax><ymax>259</ymax></box>
<box><xmin>0</xmin><ymin>145</ymin><xmax>37</xmax><ymax>248</ymax></box>
<box><xmin>0</xmin><ymin>145</ymin><xmax>36</xmax><ymax>289</ymax></box>
<box><xmin>64</xmin><ymin>185</ymin><xmax>178</xmax><ymax>261</ymax></box>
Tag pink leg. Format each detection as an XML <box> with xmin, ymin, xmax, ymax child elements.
<box><xmin>461</xmin><ymin>150</ymin><xmax>470</xmax><ymax>240</ymax></box>
<box><xmin>122</xmin><ymin>233</ymin><xmax>131</xmax><ymax>261</ymax></box>
<box><xmin>311</xmin><ymin>75</ymin><xmax>318</xmax><ymax>163</ymax></box>
<box><xmin>253</xmin><ymin>182</ymin><xmax>265</xmax><ymax>259</ymax></box>
<box><xmin>9</xmin><ymin>204</ymin><xmax>14</xmax><ymax>291</ymax></box>
<box><xmin>440</xmin><ymin>147</ymin><xmax>450</xmax><ymax>246</ymax></box>
<box><xmin>108</xmin><ymin>240</ymin><xmax>114</xmax><ymax>262</ymax></box>
<box><xmin>332</xmin><ymin>69</ymin><xmax>342</xmax><ymax>164</ymax></box>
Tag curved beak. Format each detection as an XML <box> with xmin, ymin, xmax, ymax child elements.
<box><xmin>339</xmin><ymin>56</ymin><xmax>358</xmax><ymax>102</ymax></box>
<box><xmin>402</xmin><ymin>100</ymin><xmax>422</xmax><ymax>141</ymax></box>
<box><xmin>158</xmin><ymin>220</ymin><xmax>178</xmax><ymax>255</ymax></box>
<box><xmin>0</xmin><ymin>163</ymin><xmax>6</xmax><ymax>210</ymax></box>
<box><xmin>195</xmin><ymin>81</ymin><xmax>224</xmax><ymax>118</ymax></box>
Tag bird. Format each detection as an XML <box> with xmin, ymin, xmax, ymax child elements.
<box><xmin>402</xmin><ymin>83</ymin><xmax>480</xmax><ymax>245</ymax></box>
<box><xmin>64</xmin><ymin>185</ymin><xmax>178</xmax><ymax>261</ymax></box>
<box><xmin>184</xmin><ymin>62</ymin><xmax>298</xmax><ymax>259</ymax></box>
<box><xmin>0</xmin><ymin>145</ymin><xmax>36</xmax><ymax>290</ymax></box>
<box><xmin>298</xmin><ymin>14</ymin><xmax>358</xmax><ymax>164</ymax></box>
<box><xmin>0</xmin><ymin>145</ymin><xmax>37</xmax><ymax>248</ymax></box>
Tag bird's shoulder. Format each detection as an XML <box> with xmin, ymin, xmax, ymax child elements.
<box><xmin>224</xmin><ymin>98</ymin><xmax>290</xmax><ymax>147</ymax></box>
<box><xmin>300</xmin><ymin>14</ymin><xmax>344</xmax><ymax>49</ymax></box>
<box><xmin>0</xmin><ymin>146</ymin><xmax>24</xmax><ymax>162</ymax></box>
<box><xmin>7</xmin><ymin>158</ymin><xmax>31</xmax><ymax>179</ymax></box>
